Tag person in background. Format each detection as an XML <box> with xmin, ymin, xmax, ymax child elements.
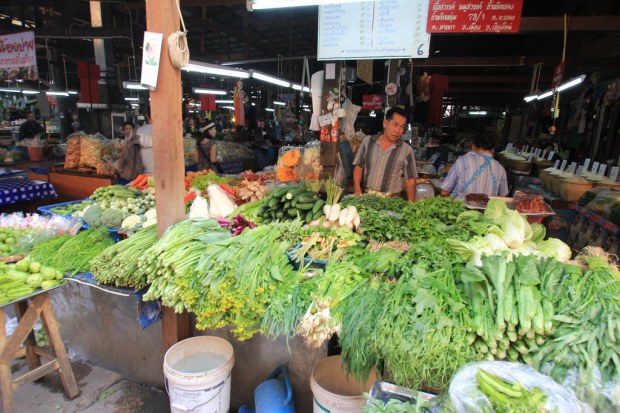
<box><xmin>135</xmin><ymin>108</ymin><xmax>154</xmax><ymax>175</ymax></box>
<box><xmin>121</xmin><ymin>121</ymin><xmax>135</xmax><ymax>140</ymax></box>
<box><xmin>63</xmin><ymin>121</ymin><xmax>85</xmax><ymax>143</ymax></box>
<box><xmin>353</xmin><ymin>106</ymin><xmax>418</xmax><ymax>201</ymax></box>
<box><xmin>195</xmin><ymin>122</ymin><xmax>218</xmax><ymax>171</ymax></box>
<box><xmin>18</xmin><ymin>111</ymin><xmax>44</xmax><ymax>141</ymax></box>
<box><xmin>440</xmin><ymin>134</ymin><xmax>508</xmax><ymax>200</ymax></box>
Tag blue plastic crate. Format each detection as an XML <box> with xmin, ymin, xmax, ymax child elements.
<box><xmin>37</xmin><ymin>199</ymin><xmax>89</xmax><ymax>218</ymax></box>
<box><xmin>286</xmin><ymin>243</ymin><xmax>328</xmax><ymax>271</ymax></box>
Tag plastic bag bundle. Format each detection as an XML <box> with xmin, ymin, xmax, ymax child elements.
<box><xmin>584</xmin><ymin>188</ymin><xmax>620</xmax><ymax>218</ymax></box>
<box><xmin>64</xmin><ymin>135</ymin><xmax>83</xmax><ymax>168</ymax></box>
<box><xmin>79</xmin><ymin>135</ymin><xmax>105</xmax><ymax>169</ymax></box>
<box><xmin>301</xmin><ymin>141</ymin><xmax>321</xmax><ymax>181</ymax></box>
<box><xmin>97</xmin><ymin>139</ymin><xmax>124</xmax><ymax>175</ymax></box>
<box><xmin>449</xmin><ymin>361</ymin><xmax>593</xmax><ymax>413</ymax></box>
<box><xmin>276</xmin><ymin>146</ymin><xmax>303</xmax><ymax>182</ymax></box>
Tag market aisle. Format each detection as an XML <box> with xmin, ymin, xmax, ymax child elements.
<box><xmin>4</xmin><ymin>359</ymin><xmax>170</xmax><ymax>413</ymax></box>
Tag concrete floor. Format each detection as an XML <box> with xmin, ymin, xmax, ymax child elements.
<box><xmin>3</xmin><ymin>358</ymin><xmax>170</xmax><ymax>413</ymax></box>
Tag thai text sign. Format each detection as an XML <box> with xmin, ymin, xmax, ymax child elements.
<box><xmin>427</xmin><ymin>0</ymin><xmax>523</xmax><ymax>33</ymax></box>
<box><xmin>362</xmin><ymin>94</ymin><xmax>384</xmax><ymax>110</ymax></box>
<box><xmin>0</xmin><ymin>31</ymin><xmax>38</xmax><ymax>81</ymax></box>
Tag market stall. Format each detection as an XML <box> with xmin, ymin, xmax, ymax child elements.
<box><xmin>0</xmin><ymin>167</ymin><xmax>610</xmax><ymax>411</ymax></box>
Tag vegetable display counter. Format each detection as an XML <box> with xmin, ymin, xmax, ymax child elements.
<box><xmin>48</xmin><ymin>165</ymin><xmax>114</xmax><ymax>201</ymax></box>
<box><xmin>49</xmin><ymin>278</ymin><xmax>326</xmax><ymax>411</ymax></box>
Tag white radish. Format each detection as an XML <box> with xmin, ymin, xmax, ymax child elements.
<box><xmin>345</xmin><ymin>206</ymin><xmax>357</xmax><ymax>226</ymax></box>
<box><xmin>323</xmin><ymin>204</ymin><xmax>331</xmax><ymax>218</ymax></box>
<box><xmin>308</xmin><ymin>218</ymin><xmax>321</xmax><ymax>227</ymax></box>
<box><xmin>328</xmin><ymin>204</ymin><xmax>341</xmax><ymax>222</ymax></box>
<box><xmin>322</xmin><ymin>220</ymin><xmax>332</xmax><ymax>229</ymax></box>
<box><xmin>345</xmin><ymin>222</ymin><xmax>354</xmax><ymax>231</ymax></box>
<box><xmin>338</xmin><ymin>207</ymin><xmax>349</xmax><ymax>226</ymax></box>
<box><xmin>352</xmin><ymin>213</ymin><xmax>361</xmax><ymax>228</ymax></box>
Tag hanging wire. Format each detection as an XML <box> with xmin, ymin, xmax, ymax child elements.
<box><xmin>168</xmin><ymin>0</ymin><xmax>190</xmax><ymax>69</ymax></box>
<box><xmin>62</xmin><ymin>55</ymin><xmax>68</xmax><ymax>90</ymax></box>
<box><xmin>128</xmin><ymin>8</ymin><xmax>138</xmax><ymax>80</ymax></box>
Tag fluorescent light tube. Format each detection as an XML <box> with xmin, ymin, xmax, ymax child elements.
<box><xmin>469</xmin><ymin>111</ymin><xmax>487</xmax><ymax>115</ymax></box>
<box><xmin>251</xmin><ymin>71</ymin><xmax>291</xmax><ymax>87</ymax></box>
<box><xmin>251</xmin><ymin>103</ymin><xmax>256</xmax><ymax>106</ymax></box>
<box><xmin>21</xmin><ymin>90</ymin><xmax>39</xmax><ymax>95</ymax></box>
<box><xmin>557</xmin><ymin>74</ymin><xmax>586</xmax><ymax>92</ymax></box>
<box><xmin>0</xmin><ymin>88</ymin><xmax>20</xmax><ymax>93</ymax></box>
<box><xmin>46</xmin><ymin>91</ymin><xmax>69</xmax><ymax>96</ymax></box>
<box><xmin>265</xmin><ymin>108</ymin><xmax>275</xmax><ymax>112</ymax></box>
<box><xmin>215</xmin><ymin>100</ymin><xmax>234</xmax><ymax>104</ymax></box>
<box><xmin>183</xmin><ymin>61</ymin><xmax>250</xmax><ymax>79</ymax></box>
<box><xmin>67</xmin><ymin>90</ymin><xmax>78</xmax><ymax>95</ymax></box>
<box><xmin>292</xmin><ymin>83</ymin><xmax>310</xmax><ymax>92</ymax></box>
<box><xmin>192</xmin><ymin>88</ymin><xmax>227</xmax><ymax>95</ymax></box>
<box><xmin>273</xmin><ymin>101</ymin><xmax>286</xmax><ymax>106</ymax></box>
<box><xmin>537</xmin><ymin>90</ymin><xmax>553</xmax><ymax>100</ymax></box>
<box><xmin>125</xmin><ymin>97</ymin><xmax>139</xmax><ymax>101</ymax></box>
<box><xmin>122</xmin><ymin>81</ymin><xmax>148</xmax><ymax>90</ymax></box>
<box><xmin>303</xmin><ymin>108</ymin><xmax>311</xmax><ymax>112</ymax></box>
<box><xmin>524</xmin><ymin>95</ymin><xmax>538</xmax><ymax>102</ymax></box>
<box><xmin>223</xmin><ymin>106</ymin><xmax>235</xmax><ymax>110</ymax></box>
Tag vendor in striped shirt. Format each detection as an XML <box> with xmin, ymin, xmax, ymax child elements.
<box><xmin>440</xmin><ymin>134</ymin><xmax>509</xmax><ymax>200</ymax></box>
<box><xmin>353</xmin><ymin>107</ymin><xmax>418</xmax><ymax>201</ymax></box>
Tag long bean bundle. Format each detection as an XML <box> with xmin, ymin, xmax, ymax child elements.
<box><xmin>90</xmin><ymin>225</ymin><xmax>158</xmax><ymax>288</ymax></box>
<box><xmin>30</xmin><ymin>227</ymin><xmax>114</xmax><ymax>275</ymax></box>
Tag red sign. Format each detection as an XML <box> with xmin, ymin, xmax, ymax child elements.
<box><xmin>427</xmin><ymin>0</ymin><xmax>523</xmax><ymax>33</ymax></box>
<box><xmin>362</xmin><ymin>94</ymin><xmax>384</xmax><ymax>110</ymax></box>
<box><xmin>552</xmin><ymin>62</ymin><xmax>565</xmax><ymax>88</ymax></box>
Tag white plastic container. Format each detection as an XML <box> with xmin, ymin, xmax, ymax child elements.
<box><xmin>310</xmin><ymin>355</ymin><xmax>378</xmax><ymax>413</ymax></box>
<box><xmin>163</xmin><ymin>336</ymin><xmax>234</xmax><ymax>413</ymax></box>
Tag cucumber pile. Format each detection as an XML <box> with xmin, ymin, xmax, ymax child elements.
<box><xmin>257</xmin><ymin>182</ymin><xmax>325</xmax><ymax>224</ymax></box>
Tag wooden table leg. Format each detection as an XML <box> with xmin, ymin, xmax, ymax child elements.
<box><xmin>0</xmin><ymin>306</ymin><xmax>15</xmax><ymax>413</ymax></box>
<box><xmin>39</xmin><ymin>296</ymin><xmax>79</xmax><ymax>399</ymax></box>
<box><xmin>15</xmin><ymin>300</ymin><xmax>41</xmax><ymax>371</ymax></box>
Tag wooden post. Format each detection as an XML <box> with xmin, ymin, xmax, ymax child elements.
<box><xmin>145</xmin><ymin>0</ymin><xmax>189</xmax><ymax>350</ymax></box>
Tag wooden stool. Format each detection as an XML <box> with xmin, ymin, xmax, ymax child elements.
<box><xmin>0</xmin><ymin>291</ymin><xmax>79</xmax><ymax>413</ymax></box>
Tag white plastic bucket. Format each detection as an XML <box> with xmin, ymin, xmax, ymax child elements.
<box><xmin>163</xmin><ymin>336</ymin><xmax>235</xmax><ymax>413</ymax></box>
<box><xmin>310</xmin><ymin>355</ymin><xmax>378</xmax><ymax>413</ymax></box>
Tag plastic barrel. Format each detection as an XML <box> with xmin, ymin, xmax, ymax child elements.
<box><xmin>310</xmin><ymin>356</ymin><xmax>378</xmax><ymax>413</ymax></box>
<box><xmin>27</xmin><ymin>146</ymin><xmax>45</xmax><ymax>162</ymax></box>
<box><xmin>163</xmin><ymin>336</ymin><xmax>235</xmax><ymax>413</ymax></box>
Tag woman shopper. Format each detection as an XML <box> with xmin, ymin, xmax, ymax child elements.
<box><xmin>195</xmin><ymin>122</ymin><xmax>218</xmax><ymax>171</ymax></box>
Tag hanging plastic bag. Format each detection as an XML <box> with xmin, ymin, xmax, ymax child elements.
<box><xmin>188</xmin><ymin>191</ymin><xmax>210</xmax><ymax>219</ymax></box>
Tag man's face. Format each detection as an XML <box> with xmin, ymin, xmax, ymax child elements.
<box><xmin>26</xmin><ymin>113</ymin><xmax>35</xmax><ymax>122</ymax></box>
<box><xmin>123</xmin><ymin>125</ymin><xmax>133</xmax><ymax>136</ymax></box>
<box><xmin>383</xmin><ymin>113</ymin><xmax>407</xmax><ymax>143</ymax></box>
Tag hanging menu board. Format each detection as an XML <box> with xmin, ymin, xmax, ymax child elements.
<box><xmin>318</xmin><ymin>0</ymin><xmax>431</xmax><ymax>61</ymax></box>
<box><xmin>427</xmin><ymin>0</ymin><xmax>523</xmax><ymax>33</ymax></box>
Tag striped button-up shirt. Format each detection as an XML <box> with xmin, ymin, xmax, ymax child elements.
<box><xmin>353</xmin><ymin>134</ymin><xmax>418</xmax><ymax>194</ymax></box>
<box><xmin>441</xmin><ymin>151</ymin><xmax>509</xmax><ymax>199</ymax></box>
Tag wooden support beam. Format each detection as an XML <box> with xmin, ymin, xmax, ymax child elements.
<box><xmin>146</xmin><ymin>0</ymin><xmax>189</xmax><ymax>351</ymax></box>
